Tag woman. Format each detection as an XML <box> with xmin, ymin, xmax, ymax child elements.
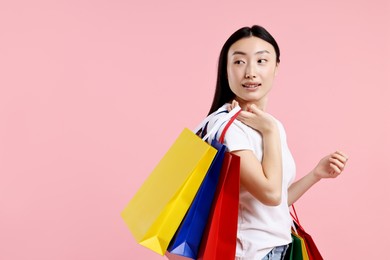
<box><xmin>205</xmin><ymin>25</ymin><xmax>348</xmax><ymax>259</ymax></box>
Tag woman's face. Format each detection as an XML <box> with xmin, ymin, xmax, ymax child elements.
<box><xmin>227</xmin><ymin>36</ymin><xmax>279</xmax><ymax>109</ymax></box>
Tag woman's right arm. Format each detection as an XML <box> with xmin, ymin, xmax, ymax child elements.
<box><xmin>230</xmin><ymin>103</ymin><xmax>283</xmax><ymax>206</ymax></box>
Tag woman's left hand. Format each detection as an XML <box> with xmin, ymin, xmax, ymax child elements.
<box><xmin>313</xmin><ymin>151</ymin><xmax>349</xmax><ymax>179</ymax></box>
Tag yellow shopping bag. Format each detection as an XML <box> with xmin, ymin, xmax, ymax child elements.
<box><xmin>121</xmin><ymin>128</ymin><xmax>217</xmax><ymax>255</ymax></box>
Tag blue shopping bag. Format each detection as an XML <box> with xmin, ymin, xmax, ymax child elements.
<box><xmin>166</xmin><ymin>138</ymin><xmax>226</xmax><ymax>259</ymax></box>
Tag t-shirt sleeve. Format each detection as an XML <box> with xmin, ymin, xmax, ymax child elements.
<box><xmin>216</xmin><ymin>120</ymin><xmax>254</xmax><ymax>153</ymax></box>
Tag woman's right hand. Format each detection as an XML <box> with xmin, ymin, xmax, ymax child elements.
<box><xmin>228</xmin><ymin>100</ymin><xmax>278</xmax><ymax>135</ymax></box>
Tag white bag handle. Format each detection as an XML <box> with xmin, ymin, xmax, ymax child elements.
<box><xmin>193</xmin><ymin>106</ymin><xmax>241</xmax><ymax>141</ymax></box>
<box><xmin>193</xmin><ymin>105</ymin><xmax>228</xmax><ymax>134</ymax></box>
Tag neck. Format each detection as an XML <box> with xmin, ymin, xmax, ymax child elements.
<box><xmin>235</xmin><ymin>97</ymin><xmax>268</xmax><ymax>111</ymax></box>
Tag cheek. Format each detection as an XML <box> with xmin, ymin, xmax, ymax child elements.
<box><xmin>228</xmin><ymin>67</ymin><xmax>243</xmax><ymax>82</ymax></box>
<box><xmin>263</xmin><ymin>68</ymin><xmax>277</xmax><ymax>81</ymax></box>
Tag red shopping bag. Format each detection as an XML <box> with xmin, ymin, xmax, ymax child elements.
<box><xmin>291</xmin><ymin>205</ymin><xmax>324</xmax><ymax>260</ymax></box>
<box><xmin>197</xmin><ymin>114</ymin><xmax>240</xmax><ymax>260</ymax></box>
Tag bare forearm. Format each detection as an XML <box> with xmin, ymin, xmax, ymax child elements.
<box><xmin>288</xmin><ymin>170</ymin><xmax>321</xmax><ymax>206</ymax></box>
<box><xmin>288</xmin><ymin>151</ymin><xmax>349</xmax><ymax>205</ymax></box>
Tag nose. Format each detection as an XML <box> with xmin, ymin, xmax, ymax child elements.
<box><xmin>245</xmin><ymin>63</ymin><xmax>256</xmax><ymax>79</ymax></box>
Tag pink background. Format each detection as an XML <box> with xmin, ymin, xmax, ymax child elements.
<box><xmin>1</xmin><ymin>0</ymin><xmax>389</xmax><ymax>259</ymax></box>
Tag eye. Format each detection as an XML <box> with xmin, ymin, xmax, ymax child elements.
<box><xmin>258</xmin><ymin>59</ymin><xmax>267</xmax><ymax>64</ymax></box>
<box><xmin>234</xmin><ymin>60</ymin><xmax>245</xmax><ymax>65</ymax></box>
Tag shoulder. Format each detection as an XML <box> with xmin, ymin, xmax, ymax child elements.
<box><xmin>205</xmin><ymin>104</ymin><xmax>255</xmax><ymax>150</ymax></box>
<box><xmin>269</xmin><ymin>114</ymin><xmax>288</xmax><ymax>140</ymax></box>
<box><xmin>207</xmin><ymin>104</ymin><xmax>251</xmax><ymax>139</ymax></box>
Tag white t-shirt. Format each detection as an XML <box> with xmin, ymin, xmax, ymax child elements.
<box><xmin>206</xmin><ymin>104</ymin><xmax>296</xmax><ymax>259</ymax></box>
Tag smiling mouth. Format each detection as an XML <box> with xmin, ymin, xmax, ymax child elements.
<box><xmin>242</xmin><ymin>83</ymin><xmax>261</xmax><ymax>89</ymax></box>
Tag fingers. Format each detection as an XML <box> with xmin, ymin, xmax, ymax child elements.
<box><xmin>236</xmin><ymin>112</ymin><xmax>249</xmax><ymax>123</ymax></box>
<box><xmin>334</xmin><ymin>150</ymin><xmax>348</xmax><ymax>162</ymax></box>
<box><xmin>329</xmin><ymin>157</ymin><xmax>344</xmax><ymax>169</ymax></box>
<box><xmin>227</xmin><ymin>100</ymin><xmax>240</xmax><ymax>112</ymax></box>
<box><xmin>330</xmin><ymin>151</ymin><xmax>348</xmax><ymax>165</ymax></box>
<box><xmin>232</xmin><ymin>100</ymin><xmax>239</xmax><ymax>109</ymax></box>
<box><xmin>227</xmin><ymin>104</ymin><xmax>232</xmax><ymax>112</ymax></box>
<box><xmin>329</xmin><ymin>162</ymin><xmax>342</xmax><ymax>175</ymax></box>
<box><xmin>236</xmin><ymin>109</ymin><xmax>258</xmax><ymax>122</ymax></box>
<box><xmin>228</xmin><ymin>101</ymin><xmax>263</xmax><ymax>116</ymax></box>
<box><xmin>246</xmin><ymin>104</ymin><xmax>262</xmax><ymax>115</ymax></box>
<box><xmin>229</xmin><ymin>100</ymin><xmax>249</xmax><ymax>121</ymax></box>
<box><xmin>329</xmin><ymin>150</ymin><xmax>349</xmax><ymax>175</ymax></box>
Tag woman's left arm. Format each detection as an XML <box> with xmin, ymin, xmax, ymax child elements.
<box><xmin>288</xmin><ymin>151</ymin><xmax>349</xmax><ymax>206</ymax></box>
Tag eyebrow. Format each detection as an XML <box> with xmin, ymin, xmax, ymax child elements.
<box><xmin>232</xmin><ymin>50</ymin><xmax>270</xmax><ymax>56</ymax></box>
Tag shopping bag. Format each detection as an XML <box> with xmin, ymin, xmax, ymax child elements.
<box><xmin>166</xmin><ymin>108</ymin><xmax>241</xmax><ymax>260</ymax></box>
<box><xmin>290</xmin><ymin>205</ymin><xmax>324</xmax><ymax>260</ymax></box>
<box><xmin>287</xmin><ymin>232</ymin><xmax>305</xmax><ymax>260</ymax></box>
<box><xmin>121</xmin><ymin>128</ymin><xmax>217</xmax><ymax>255</ymax></box>
<box><xmin>197</xmin><ymin>112</ymin><xmax>241</xmax><ymax>260</ymax></box>
<box><xmin>121</xmin><ymin>107</ymin><xmax>241</xmax><ymax>256</ymax></box>
<box><xmin>165</xmin><ymin>139</ymin><xmax>227</xmax><ymax>259</ymax></box>
<box><xmin>292</xmin><ymin>231</ymin><xmax>309</xmax><ymax>260</ymax></box>
<box><xmin>197</xmin><ymin>152</ymin><xmax>240</xmax><ymax>260</ymax></box>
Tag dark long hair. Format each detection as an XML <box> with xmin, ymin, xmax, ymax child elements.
<box><xmin>208</xmin><ymin>25</ymin><xmax>281</xmax><ymax>115</ymax></box>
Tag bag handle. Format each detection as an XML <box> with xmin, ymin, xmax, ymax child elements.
<box><xmin>200</xmin><ymin>106</ymin><xmax>241</xmax><ymax>141</ymax></box>
<box><xmin>219</xmin><ymin>110</ymin><xmax>241</xmax><ymax>143</ymax></box>
<box><xmin>193</xmin><ymin>105</ymin><xmax>237</xmax><ymax>134</ymax></box>
<box><xmin>290</xmin><ymin>204</ymin><xmax>305</xmax><ymax>232</ymax></box>
<box><xmin>193</xmin><ymin>108</ymin><xmax>221</xmax><ymax>135</ymax></box>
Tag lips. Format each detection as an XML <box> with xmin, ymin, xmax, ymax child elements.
<box><xmin>242</xmin><ymin>83</ymin><xmax>261</xmax><ymax>89</ymax></box>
